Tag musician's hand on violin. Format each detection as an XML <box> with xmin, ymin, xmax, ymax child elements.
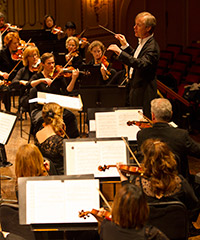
<box><xmin>0</xmin><ymin>80</ymin><xmax>4</xmax><ymax>86</ymax></box>
<box><xmin>1</xmin><ymin>72</ymin><xmax>9</xmax><ymax>80</ymax></box>
<box><xmin>72</xmin><ymin>68</ymin><xmax>79</xmax><ymax>80</ymax></box>
<box><xmin>115</xmin><ymin>34</ymin><xmax>127</xmax><ymax>46</ymax></box>
<box><xmin>116</xmin><ymin>162</ymin><xmax>128</xmax><ymax>182</ymax></box>
<box><xmin>100</xmin><ymin>66</ymin><xmax>109</xmax><ymax>80</ymax></box>
<box><xmin>19</xmin><ymin>80</ymin><xmax>28</xmax><ymax>86</ymax></box>
<box><xmin>80</xmin><ymin>39</ymin><xmax>89</xmax><ymax>48</ymax></box>
<box><xmin>43</xmin><ymin>159</ymin><xmax>50</xmax><ymax>171</ymax></box>
<box><xmin>107</xmin><ymin>44</ymin><xmax>121</xmax><ymax>56</ymax></box>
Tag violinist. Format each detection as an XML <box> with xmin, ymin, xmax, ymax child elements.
<box><xmin>11</xmin><ymin>45</ymin><xmax>40</xmax><ymax>113</ymax></box>
<box><xmin>59</xmin><ymin>21</ymin><xmax>88</xmax><ymax>59</ymax></box>
<box><xmin>88</xmin><ymin>40</ymin><xmax>116</xmax><ymax>83</ymax></box>
<box><xmin>100</xmin><ymin>184</ymin><xmax>168</xmax><ymax>240</ymax></box>
<box><xmin>43</xmin><ymin>14</ymin><xmax>61</xmax><ymax>40</ymax></box>
<box><xmin>29</xmin><ymin>52</ymin><xmax>80</xmax><ymax>138</ymax></box>
<box><xmin>0</xmin><ymin>12</ymin><xmax>6</xmax><ymax>50</ymax></box>
<box><xmin>65</xmin><ymin>36</ymin><xmax>83</xmax><ymax>68</ymax></box>
<box><xmin>118</xmin><ymin>139</ymin><xmax>200</xmax><ymax>237</ymax></box>
<box><xmin>0</xmin><ymin>31</ymin><xmax>23</xmax><ymax>111</ymax></box>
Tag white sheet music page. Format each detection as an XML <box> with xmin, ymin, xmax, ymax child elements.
<box><xmin>37</xmin><ymin>92</ymin><xmax>83</xmax><ymax>111</ymax></box>
<box><xmin>115</xmin><ymin>109</ymin><xmax>142</xmax><ymax>141</ymax></box>
<box><xmin>65</xmin><ymin>139</ymin><xmax>127</xmax><ymax>177</ymax></box>
<box><xmin>0</xmin><ymin>112</ymin><xmax>16</xmax><ymax>144</ymax></box>
<box><xmin>26</xmin><ymin>179</ymin><xmax>99</xmax><ymax>224</ymax></box>
<box><xmin>95</xmin><ymin>112</ymin><xmax>118</xmax><ymax>138</ymax></box>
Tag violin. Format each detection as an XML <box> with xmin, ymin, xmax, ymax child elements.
<box><xmin>51</xmin><ymin>65</ymin><xmax>90</xmax><ymax>79</ymax></box>
<box><xmin>51</xmin><ymin>26</ymin><xmax>63</xmax><ymax>34</ymax></box>
<box><xmin>0</xmin><ymin>23</ymin><xmax>22</xmax><ymax>35</ymax></box>
<box><xmin>79</xmin><ymin>209</ymin><xmax>111</xmax><ymax>222</ymax></box>
<box><xmin>98</xmin><ymin>164</ymin><xmax>144</xmax><ymax>176</ymax></box>
<box><xmin>32</xmin><ymin>59</ymin><xmax>42</xmax><ymax>72</ymax></box>
<box><xmin>0</xmin><ymin>80</ymin><xmax>12</xmax><ymax>86</ymax></box>
<box><xmin>127</xmin><ymin>120</ymin><xmax>152</xmax><ymax>128</ymax></box>
<box><xmin>99</xmin><ymin>55</ymin><xmax>111</xmax><ymax>76</ymax></box>
<box><xmin>11</xmin><ymin>49</ymin><xmax>23</xmax><ymax>61</ymax></box>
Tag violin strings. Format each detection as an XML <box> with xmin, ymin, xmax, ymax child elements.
<box><xmin>121</xmin><ymin>136</ymin><xmax>141</xmax><ymax>168</ymax></box>
<box><xmin>97</xmin><ymin>188</ymin><xmax>112</xmax><ymax>212</ymax></box>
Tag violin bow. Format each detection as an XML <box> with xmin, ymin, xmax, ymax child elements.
<box><xmin>121</xmin><ymin>136</ymin><xmax>141</xmax><ymax>168</ymax></box>
<box><xmin>99</xmin><ymin>25</ymin><xmax>116</xmax><ymax>35</ymax></box>
<box><xmin>138</xmin><ymin>111</ymin><xmax>153</xmax><ymax>125</ymax></box>
<box><xmin>77</xmin><ymin>28</ymin><xmax>87</xmax><ymax>38</ymax></box>
<box><xmin>97</xmin><ymin>188</ymin><xmax>112</xmax><ymax>212</ymax></box>
<box><xmin>8</xmin><ymin>39</ymin><xmax>32</xmax><ymax>77</ymax></box>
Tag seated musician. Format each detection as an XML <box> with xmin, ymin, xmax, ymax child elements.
<box><xmin>118</xmin><ymin>138</ymin><xmax>200</xmax><ymax>237</ymax></box>
<box><xmin>137</xmin><ymin>98</ymin><xmax>200</xmax><ymax>183</ymax></box>
<box><xmin>0</xmin><ymin>31</ymin><xmax>23</xmax><ymax>111</ymax></box>
<box><xmin>29</xmin><ymin>52</ymin><xmax>80</xmax><ymax>138</ymax></box>
<box><xmin>100</xmin><ymin>184</ymin><xmax>169</xmax><ymax>240</ymax></box>
<box><xmin>11</xmin><ymin>45</ymin><xmax>40</xmax><ymax>113</ymax></box>
<box><xmin>35</xmin><ymin>103</ymin><xmax>66</xmax><ymax>175</ymax></box>
<box><xmin>65</xmin><ymin>36</ymin><xmax>84</xmax><ymax>68</ymax></box>
<box><xmin>88</xmin><ymin>40</ymin><xmax>116</xmax><ymax>83</ymax></box>
<box><xmin>42</xmin><ymin>14</ymin><xmax>60</xmax><ymax>40</ymax></box>
<box><xmin>59</xmin><ymin>21</ymin><xmax>88</xmax><ymax>59</ymax></box>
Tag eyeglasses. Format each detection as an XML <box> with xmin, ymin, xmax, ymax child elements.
<box><xmin>28</xmin><ymin>54</ymin><xmax>38</xmax><ymax>58</ymax></box>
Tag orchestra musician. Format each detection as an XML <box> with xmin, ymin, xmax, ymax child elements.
<box><xmin>42</xmin><ymin>14</ymin><xmax>60</xmax><ymax>40</ymax></box>
<box><xmin>58</xmin><ymin>21</ymin><xmax>88</xmax><ymax>59</ymax></box>
<box><xmin>11</xmin><ymin>45</ymin><xmax>40</xmax><ymax>113</ymax></box>
<box><xmin>100</xmin><ymin>184</ymin><xmax>169</xmax><ymax>240</ymax></box>
<box><xmin>137</xmin><ymin>98</ymin><xmax>200</xmax><ymax>183</ymax></box>
<box><xmin>107</xmin><ymin>12</ymin><xmax>160</xmax><ymax>118</ymax></box>
<box><xmin>65</xmin><ymin>36</ymin><xmax>83</xmax><ymax>68</ymax></box>
<box><xmin>35</xmin><ymin>102</ymin><xmax>66</xmax><ymax>175</ymax></box>
<box><xmin>117</xmin><ymin>139</ymin><xmax>200</xmax><ymax>237</ymax></box>
<box><xmin>29</xmin><ymin>52</ymin><xmax>80</xmax><ymax>138</ymax></box>
<box><xmin>0</xmin><ymin>31</ymin><xmax>23</xmax><ymax>111</ymax></box>
<box><xmin>0</xmin><ymin>12</ymin><xmax>6</xmax><ymax>50</ymax></box>
<box><xmin>88</xmin><ymin>40</ymin><xmax>116</xmax><ymax>83</ymax></box>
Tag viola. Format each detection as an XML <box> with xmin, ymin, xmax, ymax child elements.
<box><xmin>51</xmin><ymin>26</ymin><xmax>63</xmax><ymax>34</ymax></box>
<box><xmin>11</xmin><ymin>49</ymin><xmax>23</xmax><ymax>61</ymax></box>
<box><xmin>98</xmin><ymin>164</ymin><xmax>144</xmax><ymax>176</ymax></box>
<box><xmin>51</xmin><ymin>65</ymin><xmax>90</xmax><ymax>79</ymax></box>
<box><xmin>79</xmin><ymin>208</ymin><xmax>111</xmax><ymax>223</ymax></box>
<box><xmin>127</xmin><ymin>120</ymin><xmax>152</xmax><ymax>128</ymax></box>
<box><xmin>0</xmin><ymin>23</ymin><xmax>22</xmax><ymax>35</ymax></box>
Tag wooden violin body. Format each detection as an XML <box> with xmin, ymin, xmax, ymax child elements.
<box><xmin>127</xmin><ymin>120</ymin><xmax>152</xmax><ymax>128</ymax></box>
<box><xmin>98</xmin><ymin>164</ymin><xmax>143</xmax><ymax>176</ymax></box>
<box><xmin>79</xmin><ymin>209</ymin><xmax>111</xmax><ymax>222</ymax></box>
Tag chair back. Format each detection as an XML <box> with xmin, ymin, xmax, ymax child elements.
<box><xmin>148</xmin><ymin>201</ymin><xmax>188</xmax><ymax>240</ymax></box>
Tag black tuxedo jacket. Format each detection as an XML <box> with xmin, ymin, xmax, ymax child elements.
<box><xmin>137</xmin><ymin>122</ymin><xmax>200</xmax><ymax>179</ymax></box>
<box><xmin>119</xmin><ymin>37</ymin><xmax>160</xmax><ymax>118</ymax></box>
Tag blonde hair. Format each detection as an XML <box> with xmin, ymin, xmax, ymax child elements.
<box><xmin>22</xmin><ymin>46</ymin><xmax>40</xmax><ymax>66</ymax></box>
<box><xmin>4</xmin><ymin>32</ymin><xmax>20</xmax><ymax>47</ymax></box>
<box><xmin>66</xmin><ymin>36</ymin><xmax>79</xmax><ymax>49</ymax></box>
<box><xmin>136</xmin><ymin>12</ymin><xmax>156</xmax><ymax>34</ymax></box>
<box><xmin>15</xmin><ymin>144</ymin><xmax>47</xmax><ymax>178</ymax></box>
<box><xmin>42</xmin><ymin>102</ymin><xmax>66</xmax><ymax>137</ymax></box>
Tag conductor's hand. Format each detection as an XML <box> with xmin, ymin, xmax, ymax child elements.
<box><xmin>107</xmin><ymin>44</ymin><xmax>121</xmax><ymax>56</ymax></box>
<box><xmin>115</xmin><ymin>34</ymin><xmax>127</xmax><ymax>46</ymax></box>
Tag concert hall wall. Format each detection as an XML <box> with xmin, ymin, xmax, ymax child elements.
<box><xmin>2</xmin><ymin>0</ymin><xmax>200</xmax><ymax>50</ymax></box>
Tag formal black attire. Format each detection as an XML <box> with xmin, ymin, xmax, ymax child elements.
<box><xmin>0</xmin><ymin>47</ymin><xmax>22</xmax><ymax>111</ymax></box>
<box><xmin>137</xmin><ymin>122</ymin><xmax>200</xmax><ymax>180</ymax></box>
<box><xmin>35</xmin><ymin>135</ymin><xmax>64</xmax><ymax>175</ymax></box>
<box><xmin>29</xmin><ymin>72</ymin><xmax>79</xmax><ymax>138</ymax></box>
<box><xmin>100</xmin><ymin>219</ymin><xmax>169</xmax><ymax>240</ymax></box>
<box><xmin>11</xmin><ymin>66</ymin><xmax>36</xmax><ymax>112</ymax></box>
<box><xmin>118</xmin><ymin>36</ymin><xmax>160</xmax><ymax>118</ymax></box>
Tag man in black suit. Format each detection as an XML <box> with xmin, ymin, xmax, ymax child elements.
<box><xmin>137</xmin><ymin>98</ymin><xmax>200</xmax><ymax>182</ymax></box>
<box><xmin>108</xmin><ymin>12</ymin><xmax>160</xmax><ymax>118</ymax></box>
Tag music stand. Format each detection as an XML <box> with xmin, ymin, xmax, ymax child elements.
<box><xmin>0</xmin><ymin>111</ymin><xmax>17</xmax><ymax>203</ymax></box>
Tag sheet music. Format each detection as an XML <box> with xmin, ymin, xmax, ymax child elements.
<box><xmin>65</xmin><ymin>139</ymin><xmax>127</xmax><ymax>177</ymax></box>
<box><xmin>95</xmin><ymin>112</ymin><xmax>118</xmax><ymax>138</ymax></box>
<box><xmin>26</xmin><ymin>179</ymin><xmax>99</xmax><ymax>224</ymax></box>
<box><xmin>0</xmin><ymin>112</ymin><xmax>17</xmax><ymax>144</ymax></box>
<box><xmin>95</xmin><ymin>109</ymin><xmax>142</xmax><ymax>140</ymax></box>
<box><xmin>29</xmin><ymin>92</ymin><xmax>83</xmax><ymax>111</ymax></box>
